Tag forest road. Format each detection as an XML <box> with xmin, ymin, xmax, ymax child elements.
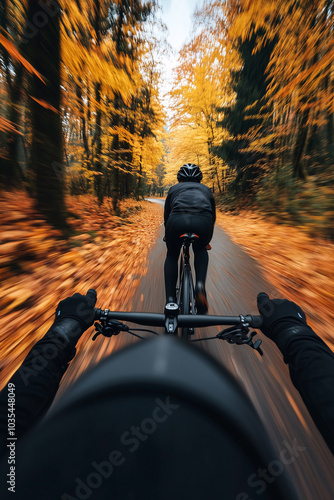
<box><xmin>119</xmin><ymin>200</ymin><xmax>334</xmax><ymax>500</ymax></box>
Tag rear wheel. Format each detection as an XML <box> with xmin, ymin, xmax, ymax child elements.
<box><xmin>181</xmin><ymin>269</ymin><xmax>191</xmax><ymax>339</ymax></box>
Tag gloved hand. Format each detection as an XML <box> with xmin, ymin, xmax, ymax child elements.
<box><xmin>55</xmin><ymin>289</ymin><xmax>97</xmax><ymax>330</ymax></box>
<box><xmin>257</xmin><ymin>292</ymin><xmax>307</xmax><ymax>342</ymax></box>
<box><xmin>33</xmin><ymin>290</ymin><xmax>97</xmax><ymax>361</ymax></box>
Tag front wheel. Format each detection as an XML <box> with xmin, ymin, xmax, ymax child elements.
<box><xmin>180</xmin><ymin>269</ymin><xmax>192</xmax><ymax>339</ymax></box>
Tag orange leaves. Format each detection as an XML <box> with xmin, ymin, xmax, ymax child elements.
<box><xmin>0</xmin><ymin>32</ymin><xmax>45</xmax><ymax>83</ymax></box>
<box><xmin>0</xmin><ymin>190</ymin><xmax>163</xmax><ymax>390</ymax></box>
<box><xmin>0</xmin><ymin>116</ymin><xmax>23</xmax><ymax>135</ymax></box>
<box><xmin>29</xmin><ymin>97</ymin><xmax>59</xmax><ymax>113</ymax></box>
<box><xmin>216</xmin><ymin>211</ymin><xmax>334</xmax><ymax>348</ymax></box>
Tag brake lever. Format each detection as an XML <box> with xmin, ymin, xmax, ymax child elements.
<box><xmin>92</xmin><ymin>320</ymin><xmax>129</xmax><ymax>341</ymax></box>
<box><xmin>217</xmin><ymin>326</ymin><xmax>263</xmax><ymax>356</ymax></box>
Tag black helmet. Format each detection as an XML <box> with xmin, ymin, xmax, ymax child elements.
<box><xmin>177</xmin><ymin>163</ymin><xmax>203</xmax><ymax>182</ymax></box>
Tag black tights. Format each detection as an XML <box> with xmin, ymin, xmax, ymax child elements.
<box><xmin>164</xmin><ymin>214</ymin><xmax>214</xmax><ymax>301</ymax></box>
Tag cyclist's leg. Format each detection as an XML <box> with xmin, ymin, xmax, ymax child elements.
<box><xmin>164</xmin><ymin>216</ymin><xmax>183</xmax><ymax>302</ymax></box>
<box><xmin>194</xmin><ymin>247</ymin><xmax>209</xmax><ymax>284</ymax></box>
<box><xmin>164</xmin><ymin>250</ymin><xmax>179</xmax><ymax>302</ymax></box>
<box><xmin>191</xmin><ymin>215</ymin><xmax>214</xmax><ymax>313</ymax></box>
<box><xmin>192</xmin><ymin>215</ymin><xmax>213</xmax><ymax>280</ymax></box>
<box><xmin>193</xmin><ymin>248</ymin><xmax>209</xmax><ymax>313</ymax></box>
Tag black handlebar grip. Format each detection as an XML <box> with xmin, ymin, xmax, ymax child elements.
<box><xmin>251</xmin><ymin>316</ymin><xmax>263</xmax><ymax>328</ymax></box>
<box><xmin>86</xmin><ymin>289</ymin><xmax>97</xmax><ymax>306</ymax></box>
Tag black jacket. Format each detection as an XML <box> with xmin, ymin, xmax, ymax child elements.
<box><xmin>0</xmin><ymin>323</ymin><xmax>333</xmax><ymax>456</ymax></box>
<box><xmin>275</xmin><ymin>325</ymin><xmax>334</xmax><ymax>454</ymax></box>
<box><xmin>164</xmin><ymin>182</ymin><xmax>216</xmax><ymax>225</ymax></box>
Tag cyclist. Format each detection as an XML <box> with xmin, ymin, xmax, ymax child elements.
<box><xmin>0</xmin><ymin>290</ymin><xmax>333</xmax><ymax>500</ymax></box>
<box><xmin>164</xmin><ymin>163</ymin><xmax>216</xmax><ymax>313</ymax></box>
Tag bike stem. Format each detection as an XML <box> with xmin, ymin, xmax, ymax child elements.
<box><xmin>165</xmin><ymin>302</ymin><xmax>179</xmax><ymax>334</ymax></box>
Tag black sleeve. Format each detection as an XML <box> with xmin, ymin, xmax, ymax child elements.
<box><xmin>276</xmin><ymin>328</ymin><xmax>334</xmax><ymax>455</ymax></box>
<box><xmin>211</xmin><ymin>194</ymin><xmax>216</xmax><ymax>223</ymax></box>
<box><xmin>164</xmin><ymin>191</ymin><xmax>171</xmax><ymax>226</ymax></box>
<box><xmin>0</xmin><ymin>319</ymin><xmax>79</xmax><ymax>454</ymax></box>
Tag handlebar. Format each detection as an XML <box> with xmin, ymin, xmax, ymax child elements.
<box><xmin>94</xmin><ymin>309</ymin><xmax>262</xmax><ymax>328</ymax></box>
<box><xmin>93</xmin><ymin>308</ymin><xmax>263</xmax><ymax>355</ymax></box>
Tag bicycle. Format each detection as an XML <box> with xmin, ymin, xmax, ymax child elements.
<box><xmin>92</xmin><ymin>303</ymin><xmax>264</xmax><ymax>355</ymax></box>
<box><xmin>176</xmin><ymin>233</ymin><xmax>198</xmax><ymax>339</ymax></box>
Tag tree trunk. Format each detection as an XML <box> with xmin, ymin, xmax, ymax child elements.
<box><xmin>110</xmin><ymin>95</ymin><xmax>121</xmax><ymax>209</ymax></box>
<box><xmin>93</xmin><ymin>0</ymin><xmax>104</xmax><ymax>204</ymax></box>
<box><xmin>135</xmin><ymin>153</ymin><xmax>143</xmax><ymax>200</ymax></box>
<box><xmin>292</xmin><ymin>109</ymin><xmax>309</xmax><ymax>180</ymax></box>
<box><xmin>94</xmin><ymin>82</ymin><xmax>103</xmax><ymax>204</ymax></box>
<box><xmin>324</xmin><ymin>74</ymin><xmax>334</xmax><ymax>149</ymax></box>
<box><xmin>0</xmin><ymin>0</ymin><xmax>24</xmax><ymax>187</ymax></box>
<box><xmin>292</xmin><ymin>4</ymin><xmax>321</xmax><ymax>180</ymax></box>
<box><xmin>109</xmin><ymin>4</ymin><xmax>125</xmax><ymax>207</ymax></box>
<box><xmin>26</xmin><ymin>0</ymin><xmax>66</xmax><ymax>227</ymax></box>
<box><xmin>327</xmin><ymin>111</ymin><xmax>334</xmax><ymax>149</ymax></box>
<box><xmin>76</xmin><ymin>81</ymin><xmax>90</xmax><ymax>160</ymax></box>
<box><xmin>215</xmin><ymin>163</ymin><xmax>222</xmax><ymax>194</ymax></box>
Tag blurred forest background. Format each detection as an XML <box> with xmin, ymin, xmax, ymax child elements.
<box><xmin>0</xmin><ymin>0</ymin><xmax>333</xmax><ymax>237</ymax></box>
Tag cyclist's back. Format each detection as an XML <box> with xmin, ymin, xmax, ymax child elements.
<box><xmin>164</xmin><ymin>181</ymin><xmax>215</xmax><ymax>220</ymax></box>
<box><xmin>164</xmin><ymin>163</ymin><xmax>216</xmax><ymax>313</ymax></box>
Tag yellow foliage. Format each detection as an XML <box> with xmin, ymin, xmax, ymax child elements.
<box><xmin>60</xmin><ymin>0</ymin><xmax>167</xmax><ymax>187</ymax></box>
<box><xmin>166</xmin><ymin>1</ymin><xmax>233</xmax><ymax>190</ymax></box>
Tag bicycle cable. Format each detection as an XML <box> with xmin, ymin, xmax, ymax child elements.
<box><xmin>189</xmin><ymin>336</ymin><xmax>218</xmax><ymax>342</ymax></box>
<box><xmin>127</xmin><ymin>331</ymin><xmax>145</xmax><ymax>340</ymax></box>
<box><xmin>128</xmin><ymin>328</ymin><xmax>159</xmax><ymax>337</ymax></box>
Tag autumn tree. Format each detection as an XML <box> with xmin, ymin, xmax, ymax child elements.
<box><xmin>108</xmin><ymin>0</ymin><xmax>154</xmax><ymax>206</ymax></box>
<box><xmin>131</xmin><ymin>18</ymin><xmax>167</xmax><ymax>199</ymax></box>
<box><xmin>1</xmin><ymin>0</ymin><xmax>68</xmax><ymax>230</ymax></box>
<box><xmin>61</xmin><ymin>0</ymin><xmax>131</xmax><ymax>202</ymax></box>
<box><xmin>0</xmin><ymin>1</ymin><xmax>27</xmax><ymax>186</ymax></box>
<box><xmin>149</xmin><ymin>159</ymin><xmax>166</xmax><ymax>196</ymax></box>
<box><xmin>24</xmin><ymin>0</ymin><xmax>67</xmax><ymax>226</ymax></box>
<box><xmin>229</xmin><ymin>0</ymin><xmax>334</xmax><ymax>180</ymax></box>
<box><xmin>167</xmin><ymin>1</ymin><xmax>236</xmax><ymax>193</ymax></box>
<box><xmin>217</xmin><ymin>30</ymin><xmax>274</xmax><ymax>196</ymax></box>
<box><xmin>61</xmin><ymin>0</ymin><xmax>166</xmax><ymax>207</ymax></box>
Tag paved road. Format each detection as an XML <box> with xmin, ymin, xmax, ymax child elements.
<box><xmin>60</xmin><ymin>199</ymin><xmax>334</xmax><ymax>498</ymax></box>
<box><xmin>125</xmin><ymin>201</ymin><xmax>334</xmax><ymax>500</ymax></box>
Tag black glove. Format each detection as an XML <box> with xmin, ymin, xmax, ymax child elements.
<box><xmin>55</xmin><ymin>289</ymin><xmax>97</xmax><ymax>330</ymax></box>
<box><xmin>28</xmin><ymin>290</ymin><xmax>97</xmax><ymax>366</ymax></box>
<box><xmin>257</xmin><ymin>292</ymin><xmax>307</xmax><ymax>342</ymax></box>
